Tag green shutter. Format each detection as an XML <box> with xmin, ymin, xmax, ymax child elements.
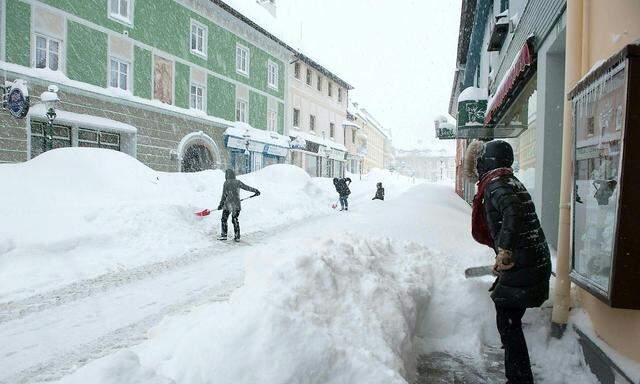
<box><xmin>175</xmin><ymin>62</ymin><xmax>190</xmax><ymax>109</ymax></box>
<box><xmin>5</xmin><ymin>0</ymin><xmax>31</xmax><ymax>67</ymax></box>
<box><xmin>207</xmin><ymin>75</ymin><xmax>235</xmax><ymax>121</ymax></box>
<box><xmin>67</xmin><ymin>21</ymin><xmax>107</xmax><ymax>87</ymax></box>
<box><xmin>249</xmin><ymin>91</ymin><xmax>267</xmax><ymax>130</ymax></box>
<box><xmin>133</xmin><ymin>47</ymin><xmax>152</xmax><ymax>99</ymax></box>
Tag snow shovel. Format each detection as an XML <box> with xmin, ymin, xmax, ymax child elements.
<box><xmin>465</xmin><ymin>265</ymin><xmax>557</xmax><ymax>279</ymax></box>
<box><xmin>194</xmin><ymin>195</ymin><xmax>257</xmax><ymax>217</ymax></box>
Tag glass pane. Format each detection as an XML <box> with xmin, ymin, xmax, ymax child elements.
<box><xmin>100</xmin><ymin>132</ymin><xmax>120</xmax><ymax>145</ymax></box>
<box><xmin>36</xmin><ymin>48</ymin><xmax>47</xmax><ymax>68</ymax></box>
<box><xmin>110</xmin><ymin>0</ymin><xmax>118</xmax><ymax>14</ymax></box>
<box><xmin>36</xmin><ymin>36</ymin><xmax>46</xmax><ymax>50</ymax></box>
<box><xmin>120</xmin><ymin>0</ymin><xmax>128</xmax><ymax>17</ymax></box>
<box><xmin>573</xmin><ymin>66</ymin><xmax>627</xmax><ymax>293</ymax></box>
<box><xmin>49</xmin><ymin>40</ymin><xmax>59</xmax><ymax>54</ymax></box>
<box><xmin>78</xmin><ymin>129</ymin><xmax>98</xmax><ymax>142</ymax></box>
<box><xmin>110</xmin><ymin>68</ymin><xmax>118</xmax><ymax>87</ymax></box>
<box><xmin>49</xmin><ymin>52</ymin><xmax>59</xmax><ymax>71</ymax></box>
<box><xmin>191</xmin><ymin>33</ymin><xmax>196</xmax><ymax>50</ymax></box>
<box><xmin>120</xmin><ymin>72</ymin><xmax>127</xmax><ymax>90</ymax></box>
<box><xmin>119</xmin><ymin>62</ymin><xmax>127</xmax><ymax>73</ymax></box>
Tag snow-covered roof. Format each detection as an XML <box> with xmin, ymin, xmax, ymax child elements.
<box><xmin>342</xmin><ymin>120</ymin><xmax>360</xmax><ymax>129</ymax></box>
<box><xmin>29</xmin><ymin>103</ymin><xmax>137</xmax><ymax>133</ymax></box>
<box><xmin>224</xmin><ymin>122</ymin><xmax>290</xmax><ymax>148</ymax></box>
<box><xmin>289</xmin><ymin>130</ymin><xmax>347</xmax><ymax>152</ymax></box>
<box><xmin>458</xmin><ymin>86</ymin><xmax>488</xmax><ymax>102</ymax></box>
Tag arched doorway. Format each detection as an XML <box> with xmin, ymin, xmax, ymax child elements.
<box><xmin>182</xmin><ymin>144</ymin><xmax>214</xmax><ymax>172</ymax></box>
<box><xmin>177</xmin><ymin>131</ymin><xmax>222</xmax><ymax>172</ymax></box>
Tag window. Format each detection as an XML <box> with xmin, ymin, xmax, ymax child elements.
<box><xmin>78</xmin><ymin>128</ymin><xmax>121</xmax><ymax>151</ymax></box>
<box><xmin>35</xmin><ymin>34</ymin><xmax>60</xmax><ymax>71</ymax></box>
<box><xmin>30</xmin><ymin>121</ymin><xmax>71</xmax><ymax>158</ymax></box>
<box><xmin>352</xmin><ymin>129</ymin><xmax>356</xmax><ymax>144</ymax></box>
<box><xmin>328</xmin><ymin>82</ymin><xmax>333</xmax><ymax>97</ymax></box>
<box><xmin>267</xmin><ymin>109</ymin><xmax>277</xmax><ymax>132</ymax></box>
<box><xmin>190</xmin><ymin>20</ymin><xmax>207</xmax><ymax>57</ymax></box>
<box><xmin>306</xmin><ymin>69</ymin><xmax>312</xmax><ymax>86</ymax></box>
<box><xmin>109</xmin><ymin>57</ymin><xmax>129</xmax><ymax>91</ymax></box>
<box><xmin>330</xmin><ymin>123</ymin><xmax>335</xmax><ymax>138</ymax></box>
<box><xmin>268</xmin><ymin>61</ymin><xmax>278</xmax><ymax>89</ymax></box>
<box><xmin>109</xmin><ymin>0</ymin><xmax>132</xmax><ymax>24</ymax></box>
<box><xmin>236</xmin><ymin>44</ymin><xmax>250</xmax><ymax>76</ymax></box>
<box><xmin>293</xmin><ymin>108</ymin><xmax>300</xmax><ymax>127</ymax></box>
<box><xmin>338</xmin><ymin>88</ymin><xmax>343</xmax><ymax>103</ymax></box>
<box><xmin>190</xmin><ymin>83</ymin><xmax>204</xmax><ymax>111</ymax></box>
<box><xmin>236</xmin><ymin>98</ymin><xmax>248</xmax><ymax>122</ymax></box>
<box><xmin>294</xmin><ymin>62</ymin><xmax>301</xmax><ymax>79</ymax></box>
<box><xmin>317</xmin><ymin>75</ymin><xmax>322</xmax><ymax>91</ymax></box>
<box><xmin>309</xmin><ymin>115</ymin><xmax>316</xmax><ymax>131</ymax></box>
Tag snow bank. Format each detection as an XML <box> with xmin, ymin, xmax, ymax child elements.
<box><xmin>0</xmin><ymin>148</ymin><xmax>330</xmax><ymax>301</ymax></box>
<box><xmin>57</xmin><ymin>235</ymin><xmax>433</xmax><ymax>384</ymax></box>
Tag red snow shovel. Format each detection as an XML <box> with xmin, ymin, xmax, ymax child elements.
<box><xmin>194</xmin><ymin>196</ymin><xmax>257</xmax><ymax>217</ymax></box>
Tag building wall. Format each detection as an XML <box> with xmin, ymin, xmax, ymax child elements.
<box><xmin>1</xmin><ymin>0</ymin><xmax>289</xmax><ymax>168</ymax></box>
<box><xmin>574</xmin><ymin>0</ymin><xmax>640</xmax><ymax>364</ymax></box>
<box><xmin>362</xmin><ymin>121</ymin><xmax>384</xmax><ymax>171</ymax></box>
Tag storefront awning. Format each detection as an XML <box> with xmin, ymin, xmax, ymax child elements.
<box><xmin>485</xmin><ymin>37</ymin><xmax>536</xmax><ymax>125</ymax></box>
<box><xmin>29</xmin><ymin>104</ymin><xmax>137</xmax><ymax>133</ymax></box>
<box><xmin>289</xmin><ymin>130</ymin><xmax>347</xmax><ymax>152</ymax></box>
<box><xmin>224</xmin><ymin>122</ymin><xmax>290</xmax><ymax>156</ymax></box>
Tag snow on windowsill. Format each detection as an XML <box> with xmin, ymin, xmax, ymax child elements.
<box><xmin>0</xmin><ymin>62</ymin><xmax>234</xmax><ymax>128</ymax></box>
<box><xmin>225</xmin><ymin>121</ymin><xmax>290</xmax><ymax>148</ymax></box>
<box><xmin>29</xmin><ymin>103</ymin><xmax>137</xmax><ymax>134</ymax></box>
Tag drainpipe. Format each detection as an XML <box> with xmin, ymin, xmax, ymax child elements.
<box><xmin>551</xmin><ymin>0</ymin><xmax>585</xmax><ymax>338</ymax></box>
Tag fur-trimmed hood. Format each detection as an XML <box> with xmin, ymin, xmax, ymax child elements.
<box><xmin>463</xmin><ymin>140</ymin><xmax>485</xmax><ymax>182</ymax></box>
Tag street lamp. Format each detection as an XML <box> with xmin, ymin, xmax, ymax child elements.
<box><xmin>243</xmin><ymin>130</ymin><xmax>251</xmax><ymax>174</ymax></box>
<box><xmin>40</xmin><ymin>85</ymin><xmax>60</xmax><ymax>153</ymax></box>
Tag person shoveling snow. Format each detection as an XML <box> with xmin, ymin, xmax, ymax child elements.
<box><xmin>332</xmin><ymin>177</ymin><xmax>352</xmax><ymax>211</ymax></box>
<box><xmin>372</xmin><ymin>182</ymin><xmax>385</xmax><ymax>201</ymax></box>
<box><xmin>217</xmin><ymin>169</ymin><xmax>260</xmax><ymax>242</ymax></box>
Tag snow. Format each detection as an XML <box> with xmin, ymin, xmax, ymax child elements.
<box><xmin>224</xmin><ymin>122</ymin><xmax>290</xmax><ymax>148</ymax></box>
<box><xmin>29</xmin><ymin>103</ymin><xmax>138</xmax><ymax>134</ymax></box>
<box><xmin>457</xmin><ymin>86</ymin><xmax>488</xmax><ymax>102</ymax></box>
<box><xmin>0</xmin><ymin>149</ymin><xmax>600</xmax><ymax>383</ymax></box>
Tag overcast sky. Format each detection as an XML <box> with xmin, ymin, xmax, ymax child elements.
<box><xmin>274</xmin><ymin>0</ymin><xmax>461</xmax><ymax>153</ymax></box>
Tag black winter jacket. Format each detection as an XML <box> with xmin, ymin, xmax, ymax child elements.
<box><xmin>484</xmin><ymin>174</ymin><xmax>551</xmax><ymax>308</ymax></box>
<box><xmin>333</xmin><ymin>178</ymin><xmax>352</xmax><ymax>197</ymax></box>
<box><xmin>373</xmin><ymin>187</ymin><xmax>384</xmax><ymax>200</ymax></box>
<box><xmin>218</xmin><ymin>170</ymin><xmax>259</xmax><ymax>211</ymax></box>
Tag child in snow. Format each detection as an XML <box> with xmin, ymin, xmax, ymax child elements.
<box><xmin>332</xmin><ymin>177</ymin><xmax>352</xmax><ymax>211</ymax></box>
<box><xmin>464</xmin><ymin>140</ymin><xmax>551</xmax><ymax>384</ymax></box>
<box><xmin>217</xmin><ymin>169</ymin><xmax>260</xmax><ymax>242</ymax></box>
<box><xmin>372</xmin><ymin>182</ymin><xmax>384</xmax><ymax>201</ymax></box>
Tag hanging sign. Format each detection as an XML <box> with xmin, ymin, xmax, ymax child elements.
<box><xmin>3</xmin><ymin>80</ymin><xmax>30</xmax><ymax>119</ymax></box>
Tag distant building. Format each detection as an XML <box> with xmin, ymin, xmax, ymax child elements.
<box><xmin>349</xmin><ymin>102</ymin><xmax>390</xmax><ymax>173</ymax></box>
<box><xmin>394</xmin><ymin>149</ymin><xmax>455</xmax><ymax>182</ymax></box>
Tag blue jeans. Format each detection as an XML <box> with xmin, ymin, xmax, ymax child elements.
<box><xmin>339</xmin><ymin>195</ymin><xmax>349</xmax><ymax>210</ymax></box>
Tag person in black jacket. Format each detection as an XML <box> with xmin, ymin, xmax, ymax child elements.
<box><xmin>217</xmin><ymin>169</ymin><xmax>260</xmax><ymax>241</ymax></box>
<box><xmin>332</xmin><ymin>177</ymin><xmax>352</xmax><ymax>211</ymax></box>
<box><xmin>372</xmin><ymin>182</ymin><xmax>385</xmax><ymax>201</ymax></box>
<box><xmin>465</xmin><ymin>140</ymin><xmax>551</xmax><ymax>384</ymax></box>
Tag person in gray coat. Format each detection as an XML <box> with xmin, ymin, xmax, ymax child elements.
<box><xmin>217</xmin><ymin>169</ymin><xmax>260</xmax><ymax>241</ymax></box>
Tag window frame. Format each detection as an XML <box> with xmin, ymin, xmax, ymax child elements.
<box><xmin>328</xmin><ymin>82</ymin><xmax>333</xmax><ymax>97</ymax></box>
<box><xmin>189</xmin><ymin>82</ymin><xmax>205</xmax><ymax>112</ymax></box>
<box><xmin>293</xmin><ymin>108</ymin><xmax>300</xmax><ymax>127</ymax></box>
<box><xmin>108</xmin><ymin>56</ymin><xmax>130</xmax><ymax>91</ymax></box>
<box><xmin>309</xmin><ymin>114</ymin><xmax>316</xmax><ymax>131</ymax></box>
<box><xmin>267</xmin><ymin>109</ymin><xmax>277</xmax><ymax>132</ymax></box>
<box><xmin>317</xmin><ymin>75</ymin><xmax>322</xmax><ymax>92</ymax></box>
<box><xmin>305</xmin><ymin>68</ymin><xmax>312</xmax><ymax>86</ymax></box>
<box><xmin>267</xmin><ymin>60</ymin><xmax>278</xmax><ymax>90</ymax></box>
<box><xmin>338</xmin><ymin>88</ymin><xmax>343</xmax><ymax>103</ymax></box>
<box><xmin>236</xmin><ymin>97</ymin><xmax>248</xmax><ymax>123</ymax></box>
<box><xmin>190</xmin><ymin>19</ymin><xmax>208</xmax><ymax>59</ymax></box>
<box><xmin>235</xmin><ymin>43</ymin><xmax>250</xmax><ymax>77</ymax></box>
<box><xmin>34</xmin><ymin>33</ymin><xmax>62</xmax><ymax>71</ymax></box>
<box><xmin>329</xmin><ymin>122</ymin><xmax>335</xmax><ymax>138</ymax></box>
<box><xmin>294</xmin><ymin>62</ymin><xmax>301</xmax><ymax>80</ymax></box>
<box><xmin>108</xmin><ymin>0</ymin><xmax>133</xmax><ymax>26</ymax></box>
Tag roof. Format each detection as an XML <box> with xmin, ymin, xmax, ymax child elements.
<box><xmin>224</xmin><ymin>122</ymin><xmax>290</xmax><ymax>148</ymax></box>
<box><xmin>212</xmin><ymin>0</ymin><xmax>353</xmax><ymax>91</ymax></box>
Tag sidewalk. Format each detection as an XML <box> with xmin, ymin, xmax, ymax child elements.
<box><xmin>415</xmin><ymin>344</ymin><xmax>506</xmax><ymax>384</ymax></box>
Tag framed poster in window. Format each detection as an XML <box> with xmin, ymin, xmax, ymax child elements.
<box><xmin>569</xmin><ymin>44</ymin><xmax>640</xmax><ymax>309</ymax></box>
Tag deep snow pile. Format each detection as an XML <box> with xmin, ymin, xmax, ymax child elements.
<box><xmin>0</xmin><ymin>148</ymin><xmax>331</xmax><ymax>301</ymax></box>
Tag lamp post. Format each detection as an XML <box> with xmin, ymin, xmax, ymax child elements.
<box><xmin>243</xmin><ymin>130</ymin><xmax>251</xmax><ymax>174</ymax></box>
<box><xmin>40</xmin><ymin>85</ymin><xmax>60</xmax><ymax>153</ymax></box>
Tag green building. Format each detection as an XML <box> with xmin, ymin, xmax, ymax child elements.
<box><xmin>0</xmin><ymin>0</ymin><xmax>291</xmax><ymax>172</ymax></box>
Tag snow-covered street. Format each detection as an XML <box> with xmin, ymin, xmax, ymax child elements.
<box><xmin>0</xmin><ymin>149</ymin><xmax>597</xmax><ymax>383</ymax></box>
